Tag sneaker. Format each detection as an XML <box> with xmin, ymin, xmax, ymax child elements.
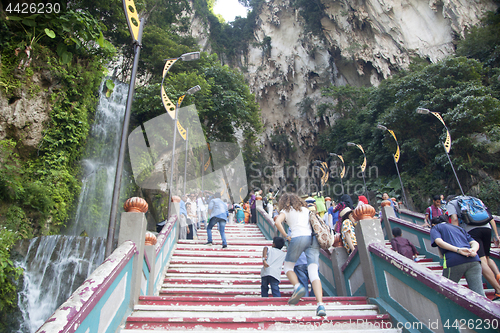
<box><xmin>204</xmin><ymin>242</ymin><xmax>212</xmax><ymax>246</ymax></box>
<box><xmin>222</xmin><ymin>244</ymin><xmax>227</xmax><ymax>248</ymax></box>
<box><xmin>493</xmin><ymin>293</ymin><xmax>500</xmax><ymax>303</ymax></box>
<box><xmin>316</xmin><ymin>304</ymin><xmax>326</xmax><ymax>317</ymax></box>
<box><xmin>288</xmin><ymin>284</ymin><xmax>306</xmax><ymax>305</ymax></box>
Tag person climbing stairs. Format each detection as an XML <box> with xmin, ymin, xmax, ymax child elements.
<box><xmin>121</xmin><ymin>224</ymin><xmax>399</xmax><ymax>331</ymax></box>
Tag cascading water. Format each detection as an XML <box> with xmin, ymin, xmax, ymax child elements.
<box><xmin>15</xmin><ymin>236</ymin><xmax>105</xmax><ymax>333</ymax></box>
<box><xmin>65</xmin><ymin>79</ymin><xmax>129</xmax><ymax>238</ymax></box>
<box><xmin>13</xmin><ymin>78</ymin><xmax>130</xmax><ymax>332</ymax></box>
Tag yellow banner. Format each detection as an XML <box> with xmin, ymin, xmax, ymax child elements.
<box><xmin>177</xmin><ymin>95</ymin><xmax>186</xmax><ymax>108</ymax></box>
<box><xmin>161</xmin><ymin>84</ymin><xmax>176</xmax><ymax>119</ymax></box>
<box><xmin>431</xmin><ymin>111</ymin><xmax>451</xmax><ymax>153</ymax></box>
<box><xmin>321</xmin><ymin>161</ymin><xmax>329</xmax><ymax>186</ymax></box>
<box><xmin>177</xmin><ymin>120</ymin><xmax>187</xmax><ymax>140</ymax></box>
<box><xmin>162</xmin><ymin>58</ymin><xmax>178</xmax><ymax>79</ymax></box>
<box><xmin>204</xmin><ymin>156</ymin><xmax>211</xmax><ymax>171</ymax></box>
<box><xmin>123</xmin><ymin>0</ymin><xmax>140</xmax><ymax>42</ymax></box>
<box><xmin>388</xmin><ymin>129</ymin><xmax>400</xmax><ymax>163</ymax></box>
<box><xmin>338</xmin><ymin>155</ymin><xmax>345</xmax><ymax>179</ymax></box>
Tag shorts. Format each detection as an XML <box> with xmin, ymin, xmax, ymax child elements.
<box><xmin>468</xmin><ymin>227</ymin><xmax>491</xmax><ymax>258</ymax></box>
<box><xmin>284</xmin><ymin>235</ymin><xmax>320</xmax><ymax>266</ymax></box>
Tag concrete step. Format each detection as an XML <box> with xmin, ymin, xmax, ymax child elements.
<box><xmin>130</xmin><ymin>303</ymin><xmax>383</xmax><ymax>318</ymax></box>
<box><xmin>164</xmin><ymin>275</ymin><xmax>291</xmax><ymax>283</ymax></box>
<box><xmin>122</xmin><ymin>224</ymin><xmax>395</xmax><ymax>331</ymax></box>
<box><xmin>124</xmin><ymin>313</ymin><xmax>394</xmax><ymax>330</ymax></box>
<box><xmin>178</xmin><ymin>239</ymin><xmax>273</xmax><ymax>246</ymax></box>
<box><xmin>138</xmin><ymin>295</ymin><xmax>371</xmax><ymax>306</ymax></box>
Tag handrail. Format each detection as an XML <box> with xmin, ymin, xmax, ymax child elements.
<box><xmin>156</xmin><ymin>214</ymin><xmax>178</xmax><ymax>255</ymax></box>
<box><xmin>388</xmin><ymin>215</ymin><xmax>429</xmax><ymax>234</ymax></box>
<box><xmin>36</xmin><ymin>241</ymin><xmax>137</xmax><ymax>333</ymax></box>
<box><xmin>341</xmin><ymin>247</ymin><xmax>358</xmax><ymax>273</ymax></box>
<box><xmin>369</xmin><ymin>242</ymin><xmax>500</xmax><ymax>323</ymax></box>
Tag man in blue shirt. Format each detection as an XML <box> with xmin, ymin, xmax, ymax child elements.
<box><xmin>206</xmin><ymin>192</ymin><xmax>229</xmax><ymax>248</ymax></box>
<box><xmin>430</xmin><ymin>217</ymin><xmax>484</xmax><ymax>296</ymax></box>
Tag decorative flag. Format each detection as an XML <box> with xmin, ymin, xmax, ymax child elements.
<box><xmin>176</xmin><ymin>121</ymin><xmax>187</xmax><ymax>140</ymax></box>
<box><xmin>387</xmin><ymin>129</ymin><xmax>401</xmax><ymax>163</ymax></box>
<box><xmin>123</xmin><ymin>0</ymin><xmax>140</xmax><ymax>42</ymax></box>
<box><xmin>338</xmin><ymin>155</ymin><xmax>346</xmax><ymax>179</ymax></box>
<box><xmin>431</xmin><ymin>112</ymin><xmax>451</xmax><ymax>153</ymax></box>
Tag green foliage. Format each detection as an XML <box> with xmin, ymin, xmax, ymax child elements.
<box><xmin>0</xmin><ymin>227</ymin><xmax>23</xmax><ymax>316</ymax></box>
<box><xmin>203</xmin><ymin>2</ymin><xmax>258</xmax><ymax>66</ymax></box>
<box><xmin>269</xmin><ymin>127</ymin><xmax>296</xmax><ymax>160</ymax></box>
<box><xmin>319</xmin><ymin>56</ymin><xmax>500</xmax><ymax>211</ymax></box>
<box><xmin>291</xmin><ymin>0</ymin><xmax>326</xmax><ymax>37</ymax></box>
<box><xmin>133</xmin><ymin>53</ymin><xmax>262</xmax><ymax>145</ymax></box>
<box><xmin>456</xmin><ymin>11</ymin><xmax>500</xmax><ymax>69</ymax></box>
<box><xmin>139</xmin><ymin>25</ymin><xmax>197</xmax><ymax>80</ymax></box>
<box><xmin>4</xmin><ymin>9</ymin><xmax>115</xmax><ymax>64</ymax></box>
<box><xmin>0</xmin><ymin>140</ymin><xmax>23</xmax><ymax>202</ymax></box>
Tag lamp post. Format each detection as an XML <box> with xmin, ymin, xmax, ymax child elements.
<box><xmin>416</xmin><ymin>107</ymin><xmax>464</xmax><ymax>195</ymax></box>
<box><xmin>105</xmin><ymin>0</ymin><xmax>145</xmax><ymax>257</ymax></box>
<box><xmin>183</xmin><ymin>128</ymin><xmax>189</xmax><ymax>194</ymax></box>
<box><xmin>168</xmin><ymin>85</ymin><xmax>201</xmax><ymax>197</ymax></box>
<box><xmin>161</xmin><ymin>52</ymin><xmax>201</xmax><ymax>119</ymax></box>
<box><xmin>347</xmin><ymin>142</ymin><xmax>369</xmax><ymax>203</ymax></box>
<box><xmin>377</xmin><ymin>124</ymin><xmax>409</xmax><ymax>208</ymax></box>
<box><xmin>329</xmin><ymin>153</ymin><xmax>345</xmax><ymax>195</ymax></box>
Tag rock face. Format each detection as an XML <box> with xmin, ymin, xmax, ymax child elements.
<box><xmin>191</xmin><ymin>0</ymin><xmax>497</xmax><ymax>188</ymax></box>
<box><xmin>0</xmin><ymin>70</ymin><xmax>56</xmax><ymax>151</ymax></box>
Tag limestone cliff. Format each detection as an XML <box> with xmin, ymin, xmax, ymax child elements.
<box><xmin>191</xmin><ymin>0</ymin><xmax>497</xmax><ymax>186</ymax></box>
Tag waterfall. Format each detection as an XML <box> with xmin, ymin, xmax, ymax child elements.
<box><xmin>65</xmin><ymin>79</ymin><xmax>129</xmax><ymax>238</ymax></box>
<box><xmin>15</xmin><ymin>236</ymin><xmax>106</xmax><ymax>333</ymax></box>
<box><xmin>12</xmin><ymin>78</ymin><xmax>130</xmax><ymax>332</ymax></box>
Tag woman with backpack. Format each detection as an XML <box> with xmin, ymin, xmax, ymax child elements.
<box><xmin>274</xmin><ymin>192</ymin><xmax>326</xmax><ymax>317</ymax></box>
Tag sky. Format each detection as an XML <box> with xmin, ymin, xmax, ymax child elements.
<box><xmin>213</xmin><ymin>0</ymin><xmax>249</xmax><ymax>22</ymax></box>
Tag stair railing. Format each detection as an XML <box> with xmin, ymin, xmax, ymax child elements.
<box><xmin>35</xmin><ymin>208</ymin><xmax>179</xmax><ymax>333</ymax></box>
<box><xmin>369</xmin><ymin>242</ymin><xmax>500</xmax><ymax>332</ymax></box>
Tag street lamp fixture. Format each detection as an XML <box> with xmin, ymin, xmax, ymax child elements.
<box><xmin>346</xmin><ymin>142</ymin><xmax>369</xmax><ymax>203</ymax></box>
<box><xmin>377</xmin><ymin>124</ymin><xmax>408</xmax><ymax>207</ymax></box>
<box><xmin>180</xmin><ymin>52</ymin><xmax>201</xmax><ymax>61</ymax></box>
<box><xmin>415</xmin><ymin>107</ymin><xmax>464</xmax><ymax>195</ymax></box>
<box><xmin>416</xmin><ymin>107</ymin><xmax>430</xmax><ymax>115</ymax></box>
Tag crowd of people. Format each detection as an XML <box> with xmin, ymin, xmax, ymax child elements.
<box><xmin>158</xmin><ymin>188</ymin><xmax>500</xmax><ymax>312</ymax></box>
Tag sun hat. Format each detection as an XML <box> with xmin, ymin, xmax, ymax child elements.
<box><xmin>340</xmin><ymin>207</ymin><xmax>353</xmax><ymax>219</ymax></box>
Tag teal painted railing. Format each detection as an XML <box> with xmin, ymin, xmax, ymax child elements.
<box><xmin>36</xmin><ymin>241</ymin><xmax>136</xmax><ymax>333</ymax></box>
<box><xmin>370</xmin><ymin>243</ymin><xmax>500</xmax><ymax>333</ymax></box>
<box><xmin>36</xmin><ymin>214</ymin><xmax>178</xmax><ymax>333</ymax></box>
<box><xmin>341</xmin><ymin>249</ymin><xmax>365</xmax><ymax>296</ymax></box>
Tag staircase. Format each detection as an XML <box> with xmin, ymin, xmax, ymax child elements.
<box><xmin>121</xmin><ymin>223</ymin><xmax>399</xmax><ymax>332</ymax></box>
